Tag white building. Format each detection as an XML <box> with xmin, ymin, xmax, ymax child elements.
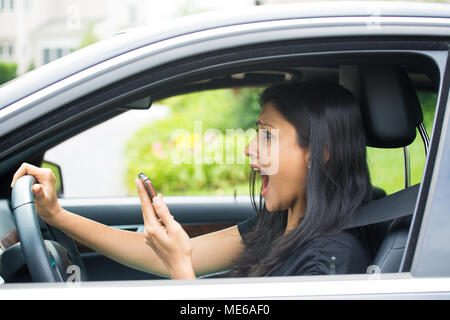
<box><xmin>0</xmin><ymin>0</ymin><xmax>256</xmax><ymax>75</ymax></box>
<box><xmin>0</xmin><ymin>0</ymin><xmax>152</xmax><ymax>75</ymax></box>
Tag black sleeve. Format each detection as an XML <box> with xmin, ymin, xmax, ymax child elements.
<box><xmin>237</xmin><ymin>215</ymin><xmax>258</xmax><ymax>238</ymax></box>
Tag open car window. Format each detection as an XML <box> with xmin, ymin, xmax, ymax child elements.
<box><xmin>43</xmin><ymin>89</ymin><xmax>259</xmax><ymax>198</ymax></box>
<box><xmin>37</xmin><ymin>51</ymin><xmax>443</xmax><ymax>282</ymax></box>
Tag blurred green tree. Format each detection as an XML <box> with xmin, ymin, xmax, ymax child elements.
<box><xmin>124</xmin><ymin>88</ymin><xmax>262</xmax><ymax>195</ymax></box>
<box><xmin>78</xmin><ymin>22</ymin><xmax>99</xmax><ymax>49</ymax></box>
<box><xmin>0</xmin><ymin>62</ymin><xmax>17</xmax><ymax>85</ymax></box>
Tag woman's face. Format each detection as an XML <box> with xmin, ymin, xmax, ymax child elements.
<box><xmin>245</xmin><ymin>101</ymin><xmax>310</xmax><ymax>213</ymax></box>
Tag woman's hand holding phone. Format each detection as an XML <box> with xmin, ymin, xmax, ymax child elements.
<box><xmin>135</xmin><ymin>174</ymin><xmax>195</xmax><ymax>280</ymax></box>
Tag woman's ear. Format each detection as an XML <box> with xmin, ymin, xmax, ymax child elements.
<box><xmin>324</xmin><ymin>145</ymin><xmax>330</xmax><ymax>163</ymax></box>
<box><xmin>305</xmin><ymin>149</ymin><xmax>311</xmax><ymax>169</ymax></box>
<box><xmin>305</xmin><ymin>147</ymin><xmax>328</xmax><ymax>169</ymax></box>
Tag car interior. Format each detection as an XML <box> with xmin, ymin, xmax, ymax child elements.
<box><xmin>0</xmin><ymin>47</ymin><xmax>441</xmax><ymax>283</ymax></box>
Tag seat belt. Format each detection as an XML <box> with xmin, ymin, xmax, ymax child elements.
<box><xmin>341</xmin><ymin>184</ymin><xmax>420</xmax><ymax>230</ymax></box>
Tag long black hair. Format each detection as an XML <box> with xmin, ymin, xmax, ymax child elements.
<box><xmin>231</xmin><ymin>81</ymin><xmax>373</xmax><ymax>277</ymax></box>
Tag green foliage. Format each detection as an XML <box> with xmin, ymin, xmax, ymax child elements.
<box><xmin>124</xmin><ymin>87</ymin><xmax>438</xmax><ymax>197</ymax></box>
<box><xmin>158</xmin><ymin>88</ymin><xmax>262</xmax><ymax>131</ymax></box>
<box><xmin>0</xmin><ymin>62</ymin><xmax>17</xmax><ymax>85</ymax></box>
<box><xmin>125</xmin><ymin>89</ymin><xmax>259</xmax><ymax>196</ymax></box>
<box><xmin>232</xmin><ymin>87</ymin><xmax>264</xmax><ymax>130</ymax></box>
<box><xmin>27</xmin><ymin>61</ymin><xmax>36</xmax><ymax>73</ymax></box>
<box><xmin>78</xmin><ymin>22</ymin><xmax>99</xmax><ymax>49</ymax></box>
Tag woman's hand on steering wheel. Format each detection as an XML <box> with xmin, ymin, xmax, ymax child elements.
<box><xmin>11</xmin><ymin>163</ymin><xmax>62</xmax><ymax>225</ymax></box>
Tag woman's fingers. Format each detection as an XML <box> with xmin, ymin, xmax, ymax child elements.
<box><xmin>152</xmin><ymin>194</ymin><xmax>177</xmax><ymax>231</ymax></box>
<box><xmin>135</xmin><ymin>179</ymin><xmax>176</xmax><ymax>230</ymax></box>
<box><xmin>11</xmin><ymin>163</ymin><xmax>55</xmax><ymax>202</ymax></box>
<box><xmin>11</xmin><ymin>162</ymin><xmax>36</xmax><ymax>187</ymax></box>
<box><xmin>11</xmin><ymin>162</ymin><xmax>54</xmax><ymax>188</ymax></box>
<box><xmin>10</xmin><ymin>163</ymin><xmax>62</xmax><ymax>223</ymax></box>
<box><xmin>135</xmin><ymin>179</ymin><xmax>194</xmax><ymax>278</ymax></box>
<box><xmin>32</xmin><ymin>184</ymin><xmax>44</xmax><ymax>201</ymax></box>
<box><xmin>135</xmin><ymin>178</ymin><xmax>160</xmax><ymax>228</ymax></box>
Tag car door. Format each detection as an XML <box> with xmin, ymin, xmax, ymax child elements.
<box><xmin>1</xmin><ymin>7</ymin><xmax>450</xmax><ymax>289</ymax></box>
<box><xmin>38</xmin><ymin>43</ymin><xmax>450</xmax><ymax>294</ymax></box>
<box><xmin>40</xmin><ymin>46</ymin><xmax>445</xmax><ymax>282</ymax></box>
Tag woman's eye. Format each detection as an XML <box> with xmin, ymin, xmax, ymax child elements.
<box><xmin>257</xmin><ymin>128</ymin><xmax>272</xmax><ymax>140</ymax></box>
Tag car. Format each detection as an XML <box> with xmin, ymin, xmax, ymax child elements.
<box><xmin>0</xmin><ymin>1</ymin><xmax>450</xmax><ymax>300</ymax></box>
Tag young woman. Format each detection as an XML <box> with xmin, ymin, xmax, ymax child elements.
<box><xmin>10</xmin><ymin>81</ymin><xmax>373</xmax><ymax>280</ymax></box>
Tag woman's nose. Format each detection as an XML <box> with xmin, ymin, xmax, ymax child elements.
<box><xmin>244</xmin><ymin>137</ymin><xmax>258</xmax><ymax>160</ymax></box>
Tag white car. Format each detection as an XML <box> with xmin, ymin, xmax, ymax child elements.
<box><xmin>0</xmin><ymin>1</ymin><xmax>450</xmax><ymax>300</ymax></box>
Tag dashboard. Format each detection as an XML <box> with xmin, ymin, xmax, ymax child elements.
<box><xmin>0</xmin><ymin>200</ymin><xmax>28</xmax><ymax>282</ymax></box>
<box><xmin>0</xmin><ymin>200</ymin><xmax>18</xmax><ymax>252</ymax></box>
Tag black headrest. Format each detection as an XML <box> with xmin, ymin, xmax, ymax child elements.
<box><xmin>358</xmin><ymin>65</ymin><xmax>423</xmax><ymax>148</ymax></box>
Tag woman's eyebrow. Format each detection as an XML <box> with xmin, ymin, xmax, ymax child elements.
<box><xmin>256</xmin><ymin>120</ymin><xmax>273</xmax><ymax>128</ymax></box>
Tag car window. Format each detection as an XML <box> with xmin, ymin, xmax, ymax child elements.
<box><xmin>43</xmin><ymin>88</ymin><xmax>260</xmax><ymax>198</ymax></box>
<box><xmin>43</xmin><ymin>88</ymin><xmax>437</xmax><ymax>199</ymax></box>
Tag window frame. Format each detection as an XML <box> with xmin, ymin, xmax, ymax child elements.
<box><xmin>0</xmin><ymin>35</ymin><xmax>448</xmax><ymax>285</ymax></box>
<box><xmin>401</xmin><ymin>48</ymin><xmax>450</xmax><ymax>276</ymax></box>
<box><xmin>1</xmin><ymin>38</ymin><xmax>446</xmax><ymax>161</ymax></box>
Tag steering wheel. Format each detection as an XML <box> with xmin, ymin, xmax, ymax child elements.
<box><xmin>11</xmin><ymin>175</ymin><xmax>86</xmax><ymax>282</ymax></box>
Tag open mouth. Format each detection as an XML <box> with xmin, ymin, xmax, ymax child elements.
<box><xmin>251</xmin><ymin>166</ymin><xmax>270</xmax><ymax>197</ymax></box>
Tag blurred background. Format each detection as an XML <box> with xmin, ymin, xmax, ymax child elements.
<box><xmin>0</xmin><ymin>0</ymin><xmax>444</xmax><ymax>198</ymax></box>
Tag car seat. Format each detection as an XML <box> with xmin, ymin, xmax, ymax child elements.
<box><xmin>342</xmin><ymin>64</ymin><xmax>427</xmax><ymax>273</ymax></box>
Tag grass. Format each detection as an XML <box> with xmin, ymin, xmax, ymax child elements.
<box><xmin>367</xmin><ymin>131</ymin><xmax>427</xmax><ymax>195</ymax></box>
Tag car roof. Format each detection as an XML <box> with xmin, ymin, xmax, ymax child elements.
<box><xmin>1</xmin><ymin>1</ymin><xmax>450</xmax><ymax>109</ymax></box>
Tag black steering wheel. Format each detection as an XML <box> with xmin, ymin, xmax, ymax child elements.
<box><xmin>11</xmin><ymin>175</ymin><xmax>86</xmax><ymax>282</ymax></box>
